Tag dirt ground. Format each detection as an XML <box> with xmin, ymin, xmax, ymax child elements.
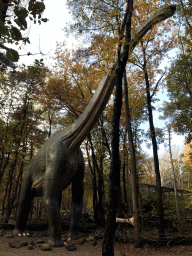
<box><xmin>1</xmin><ymin>233</ymin><xmax>192</xmax><ymax>256</ymax></box>
<box><xmin>1</xmin><ymin>213</ymin><xmax>192</xmax><ymax>256</ymax></box>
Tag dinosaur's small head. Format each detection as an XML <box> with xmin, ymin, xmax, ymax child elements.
<box><xmin>158</xmin><ymin>5</ymin><xmax>176</xmax><ymax>20</ymax></box>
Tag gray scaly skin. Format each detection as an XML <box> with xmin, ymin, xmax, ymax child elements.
<box><xmin>13</xmin><ymin>5</ymin><xmax>176</xmax><ymax>247</ymax></box>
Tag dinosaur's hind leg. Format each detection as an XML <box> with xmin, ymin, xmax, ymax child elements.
<box><xmin>68</xmin><ymin>162</ymin><xmax>84</xmax><ymax>240</ymax></box>
<box><xmin>13</xmin><ymin>171</ymin><xmax>33</xmax><ymax>236</ymax></box>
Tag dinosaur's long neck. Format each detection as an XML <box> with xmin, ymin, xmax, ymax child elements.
<box><xmin>60</xmin><ymin>64</ymin><xmax>117</xmax><ymax>149</ymax></box>
<box><xmin>60</xmin><ymin>5</ymin><xmax>176</xmax><ymax>150</ymax></box>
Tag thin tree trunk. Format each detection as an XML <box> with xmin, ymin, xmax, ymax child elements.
<box><xmin>3</xmin><ymin>151</ymin><xmax>19</xmax><ymax>223</ymax></box>
<box><xmin>0</xmin><ymin>118</ymin><xmax>14</xmax><ymax>185</ymax></box>
<box><xmin>123</xmin><ymin>71</ymin><xmax>141</xmax><ymax>247</ymax></box>
<box><xmin>89</xmin><ymin>135</ymin><xmax>105</xmax><ymax>226</ymax></box>
<box><xmin>102</xmin><ymin>1</ymin><xmax>133</xmax><ymax>254</ymax></box>
<box><xmin>168</xmin><ymin>124</ymin><xmax>179</xmax><ymax>217</ymax></box>
<box><xmin>144</xmin><ymin>63</ymin><xmax>164</xmax><ymax>236</ymax></box>
<box><xmin>98</xmin><ymin>126</ymin><xmax>106</xmax><ymax>226</ymax></box>
<box><xmin>98</xmin><ymin>162</ymin><xmax>106</xmax><ymax>226</ymax></box>
<box><xmin>85</xmin><ymin>139</ymin><xmax>98</xmax><ymax>222</ymax></box>
<box><xmin>48</xmin><ymin>108</ymin><xmax>52</xmax><ymax>138</ymax></box>
<box><xmin>122</xmin><ymin>136</ymin><xmax>128</xmax><ymax>213</ymax></box>
<box><xmin>102</xmin><ymin>59</ymin><xmax>123</xmax><ymax>256</ymax></box>
<box><xmin>100</xmin><ymin>124</ymin><xmax>112</xmax><ymax>158</ymax></box>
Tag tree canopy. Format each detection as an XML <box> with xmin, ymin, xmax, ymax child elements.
<box><xmin>0</xmin><ymin>0</ymin><xmax>47</xmax><ymax>64</ymax></box>
<box><xmin>162</xmin><ymin>0</ymin><xmax>192</xmax><ymax>143</ymax></box>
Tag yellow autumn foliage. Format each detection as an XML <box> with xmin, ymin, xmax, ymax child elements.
<box><xmin>184</xmin><ymin>143</ymin><xmax>192</xmax><ymax>164</ymax></box>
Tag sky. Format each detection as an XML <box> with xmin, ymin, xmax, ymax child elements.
<box><xmin>17</xmin><ymin>0</ymin><xmax>186</xmax><ymax>158</ymax></box>
<box><xmin>18</xmin><ymin>0</ymin><xmax>75</xmax><ymax>66</ymax></box>
<box><xmin>140</xmin><ymin>97</ymin><xmax>185</xmax><ymax>157</ymax></box>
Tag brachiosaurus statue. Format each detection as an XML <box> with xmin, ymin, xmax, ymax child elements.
<box><xmin>13</xmin><ymin>5</ymin><xmax>176</xmax><ymax>247</ymax></box>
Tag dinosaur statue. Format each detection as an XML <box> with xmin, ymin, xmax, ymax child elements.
<box><xmin>13</xmin><ymin>5</ymin><xmax>176</xmax><ymax>247</ymax></box>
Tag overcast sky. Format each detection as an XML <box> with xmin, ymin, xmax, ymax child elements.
<box><xmin>18</xmin><ymin>0</ymin><xmax>74</xmax><ymax>66</ymax></box>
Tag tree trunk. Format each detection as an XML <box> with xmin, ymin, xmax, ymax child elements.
<box><xmin>98</xmin><ymin>126</ymin><xmax>106</xmax><ymax>226</ymax></box>
<box><xmin>99</xmin><ymin>117</ymin><xmax>112</xmax><ymax>158</ymax></box>
<box><xmin>85</xmin><ymin>140</ymin><xmax>98</xmax><ymax>222</ymax></box>
<box><xmin>122</xmin><ymin>143</ymin><xmax>128</xmax><ymax>214</ymax></box>
<box><xmin>3</xmin><ymin>151</ymin><xmax>19</xmax><ymax>223</ymax></box>
<box><xmin>168</xmin><ymin>124</ymin><xmax>179</xmax><ymax>217</ymax></box>
<box><xmin>102</xmin><ymin>1</ymin><xmax>133</xmax><ymax>254</ymax></box>
<box><xmin>48</xmin><ymin>108</ymin><xmax>53</xmax><ymax>138</ymax></box>
<box><xmin>89</xmin><ymin>135</ymin><xmax>105</xmax><ymax>226</ymax></box>
<box><xmin>123</xmin><ymin>71</ymin><xmax>141</xmax><ymax>247</ymax></box>
<box><xmin>144</xmin><ymin>64</ymin><xmax>164</xmax><ymax>237</ymax></box>
<box><xmin>102</xmin><ymin>61</ymin><xmax>123</xmax><ymax>256</ymax></box>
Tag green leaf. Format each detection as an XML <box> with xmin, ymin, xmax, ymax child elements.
<box><xmin>6</xmin><ymin>49</ymin><xmax>19</xmax><ymax>62</ymax></box>
<box><xmin>10</xmin><ymin>26</ymin><xmax>22</xmax><ymax>41</ymax></box>
<box><xmin>41</xmin><ymin>18</ymin><xmax>48</xmax><ymax>23</ymax></box>
<box><xmin>14</xmin><ymin>6</ymin><xmax>28</xmax><ymax>29</ymax></box>
<box><xmin>28</xmin><ymin>0</ymin><xmax>45</xmax><ymax>18</ymax></box>
<box><xmin>0</xmin><ymin>19</ymin><xmax>8</xmax><ymax>36</ymax></box>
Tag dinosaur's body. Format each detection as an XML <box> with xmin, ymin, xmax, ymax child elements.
<box><xmin>14</xmin><ymin>132</ymin><xmax>84</xmax><ymax>246</ymax></box>
<box><xmin>13</xmin><ymin>5</ymin><xmax>176</xmax><ymax>247</ymax></box>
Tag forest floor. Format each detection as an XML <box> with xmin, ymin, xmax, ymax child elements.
<box><xmin>1</xmin><ymin>212</ymin><xmax>192</xmax><ymax>256</ymax></box>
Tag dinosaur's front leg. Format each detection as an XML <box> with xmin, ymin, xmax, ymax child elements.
<box><xmin>13</xmin><ymin>171</ymin><xmax>33</xmax><ymax>237</ymax></box>
<box><xmin>43</xmin><ymin>168</ymin><xmax>63</xmax><ymax>247</ymax></box>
